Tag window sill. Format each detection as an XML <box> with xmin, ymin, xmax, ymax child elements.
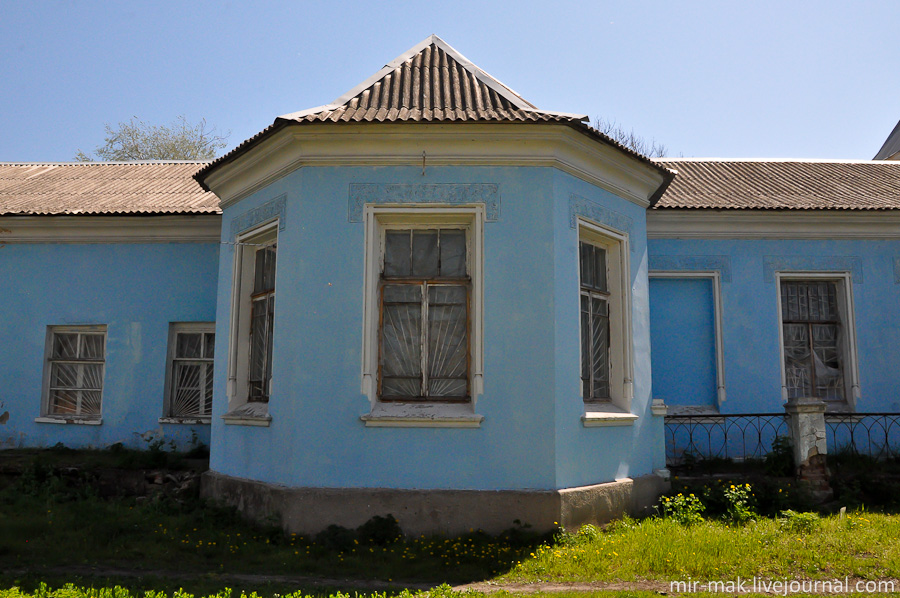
<box><xmin>361</xmin><ymin>402</ymin><xmax>483</xmax><ymax>428</ymax></box>
<box><xmin>35</xmin><ymin>416</ymin><xmax>102</xmax><ymax>426</ymax></box>
<box><xmin>159</xmin><ymin>417</ymin><xmax>211</xmax><ymax>425</ymax></box>
<box><xmin>581</xmin><ymin>403</ymin><xmax>638</xmax><ymax>427</ymax></box>
<box><xmin>222</xmin><ymin>402</ymin><xmax>271</xmax><ymax>427</ymax></box>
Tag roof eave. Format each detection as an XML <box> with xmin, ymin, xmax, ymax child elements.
<box><xmin>566</xmin><ymin>121</ymin><xmax>676</xmax><ymax>206</ymax></box>
<box><xmin>194</xmin><ymin>119</ymin><xmax>293</xmax><ymax>192</ymax></box>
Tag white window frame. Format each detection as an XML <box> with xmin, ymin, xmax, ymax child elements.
<box><xmin>775</xmin><ymin>271</ymin><xmax>860</xmax><ymax>410</ymax></box>
<box><xmin>360</xmin><ymin>205</ymin><xmax>484</xmax><ymax>428</ymax></box>
<box><xmin>224</xmin><ymin>220</ymin><xmax>278</xmax><ymax>426</ymax></box>
<box><xmin>648</xmin><ymin>270</ymin><xmax>727</xmax><ymax>409</ymax></box>
<box><xmin>577</xmin><ymin>219</ymin><xmax>637</xmax><ymax>427</ymax></box>
<box><xmin>161</xmin><ymin>322</ymin><xmax>215</xmax><ymax>424</ymax></box>
<box><xmin>37</xmin><ymin>325</ymin><xmax>107</xmax><ymax>425</ymax></box>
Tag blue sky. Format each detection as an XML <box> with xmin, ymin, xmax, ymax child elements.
<box><xmin>2</xmin><ymin>0</ymin><xmax>898</xmax><ymax>162</ymax></box>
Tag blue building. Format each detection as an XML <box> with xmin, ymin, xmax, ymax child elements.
<box><xmin>0</xmin><ymin>162</ymin><xmax>220</xmax><ymax>450</ymax></box>
<box><xmin>2</xmin><ymin>36</ymin><xmax>899</xmax><ymax>534</ymax></box>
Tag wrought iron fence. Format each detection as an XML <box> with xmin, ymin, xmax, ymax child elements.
<box><xmin>826</xmin><ymin>413</ymin><xmax>900</xmax><ymax>460</ymax></box>
<box><xmin>665</xmin><ymin>413</ymin><xmax>789</xmax><ymax>466</ymax></box>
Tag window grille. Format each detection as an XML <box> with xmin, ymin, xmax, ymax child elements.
<box><xmin>379</xmin><ymin>229</ymin><xmax>469</xmax><ymax>401</ymax></box>
<box><xmin>580</xmin><ymin>241</ymin><xmax>610</xmax><ymax>400</ymax></box>
<box><xmin>47</xmin><ymin>329</ymin><xmax>105</xmax><ymax>416</ymax></box>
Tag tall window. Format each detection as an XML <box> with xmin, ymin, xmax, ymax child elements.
<box><xmin>579</xmin><ymin>241</ymin><xmax>610</xmax><ymax>401</ymax></box>
<box><xmin>379</xmin><ymin>228</ymin><xmax>469</xmax><ymax>401</ymax></box>
<box><xmin>44</xmin><ymin>326</ymin><xmax>106</xmax><ymax>418</ymax></box>
<box><xmin>781</xmin><ymin>280</ymin><xmax>845</xmax><ymax>402</ymax></box>
<box><xmin>249</xmin><ymin>244</ymin><xmax>276</xmax><ymax>402</ymax></box>
<box><xmin>225</xmin><ymin>221</ymin><xmax>278</xmax><ymax>422</ymax></box>
<box><xmin>166</xmin><ymin>323</ymin><xmax>215</xmax><ymax>420</ymax></box>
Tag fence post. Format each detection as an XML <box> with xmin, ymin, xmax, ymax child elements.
<box><xmin>784</xmin><ymin>397</ymin><xmax>833</xmax><ymax>502</ymax></box>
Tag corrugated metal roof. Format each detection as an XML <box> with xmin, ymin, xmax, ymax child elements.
<box><xmin>0</xmin><ymin>162</ymin><xmax>219</xmax><ymax>216</ymax></box>
<box><xmin>653</xmin><ymin>158</ymin><xmax>900</xmax><ymax>210</ymax></box>
<box><xmin>196</xmin><ymin>35</ymin><xmax>672</xmax><ymax>191</ymax></box>
<box><xmin>874</xmin><ymin>119</ymin><xmax>900</xmax><ymax>160</ymax></box>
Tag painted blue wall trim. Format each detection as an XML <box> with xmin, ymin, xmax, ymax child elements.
<box><xmin>348</xmin><ymin>183</ymin><xmax>500</xmax><ymax>222</ymax></box>
<box><xmin>648</xmin><ymin>255</ymin><xmax>732</xmax><ymax>282</ymax></box>
<box><xmin>763</xmin><ymin>256</ymin><xmax>863</xmax><ymax>283</ymax></box>
<box><xmin>231</xmin><ymin>195</ymin><xmax>287</xmax><ymax>235</ymax></box>
<box><xmin>567</xmin><ymin>193</ymin><xmax>633</xmax><ymax>240</ymax></box>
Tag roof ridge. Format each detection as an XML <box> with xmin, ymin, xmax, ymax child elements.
<box><xmin>655</xmin><ymin>157</ymin><xmax>900</xmax><ymax>164</ymax></box>
<box><xmin>279</xmin><ymin>34</ymin><xmax>545</xmax><ymax>121</ymax></box>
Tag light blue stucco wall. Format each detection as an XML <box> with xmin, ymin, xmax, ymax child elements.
<box><xmin>648</xmin><ymin>237</ymin><xmax>900</xmax><ymax>414</ymax></box>
<box><xmin>0</xmin><ymin>239</ymin><xmax>219</xmax><ymax>449</ymax></box>
<box><xmin>551</xmin><ymin>171</ymin><xmax>664</xmax><ymax>488</ymax></box>
<box><xmin>210</xmin><ymin>164</ymin><xmax>663</xmax><ymax>491</ymax></box>
<box><xmin>649</xmin><ymin>277</ymin><xmax>717</xmax><ymax>408</ymax></box>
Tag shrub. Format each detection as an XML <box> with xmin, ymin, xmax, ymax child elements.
<box><xmin>723</xmin><ymin>483</ymin><xmax>757</xmax><ymax>524</ymax></box>
<box><xmin>356</xmin><ymin>514</ymin><xmax>402</xmax><ymax>545</ymax></box>
<box><xmin>659</xmin><ymin>492</ymin><xmax>705</xmax><ymax>525</ymax></box>
<box><xmin>314</xmin><ymin>524</ymin><xmax>357</xmax><ymax>551</ymax></box>
<box><xmin>778</xmin><ymin>509</ymin><xmax>820</xmax><ymax>533</ymax></box>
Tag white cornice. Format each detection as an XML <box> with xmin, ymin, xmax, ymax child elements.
<box><xmin>648</xmin><ymin>209</ymin><xmax>900</xmax><ymax>239</ymax></box>
<box><xmin>0</xmin><ymin>214</ymin><xmax>221</xmax><ymax>243</ymax></box>
<box><xmin>202</xmin><ymin>124</ymin><xmax>667</xmax><ymax>210</ymax></box>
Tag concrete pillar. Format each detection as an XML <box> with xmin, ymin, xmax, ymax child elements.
<box><xmin>784</xmin><ymin>397</ymin><xmax>833</xmax><ymax>502</ymax></box>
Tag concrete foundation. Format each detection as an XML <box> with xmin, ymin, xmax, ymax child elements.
<box><xmin>201</xmin><ymin>471</ymin><xmax>670</xmax><ymax>536</ymax></box>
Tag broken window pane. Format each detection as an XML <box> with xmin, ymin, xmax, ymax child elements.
<box><xmin>254</xmin><ymin>246</ymin><xmax>277</xmax><ymax>294</ymax></box>
<box><xmin>781</xmin><ymin>281</ymin><xmax>844</xmax><ymax>402</ymax></box>
<box><xmin>439</xmin><ymin>230</ymin><xmax>467</xmax><ymax>277</ymax></box>
<box><xmin>176</xmin><ymin>333</ymin><xmax>203</xmax><ymax>359</ymax></box>
<box><xmin>384</xmin><ymin>231</ymin><xmax>411</xmax><ymax>277</ymax></box>
<box><xmin>579</xmin><ymin>242</ymin><xmax>607</xmax><ymax>293</ymax></box>
<box><xmin>412</xmin><ymin>231</ymin><xmax>439</xmax><ymax>277</ymax></box>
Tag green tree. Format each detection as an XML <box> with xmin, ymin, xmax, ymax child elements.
<box><xmin>75</xmin><ymin>115</ymin><xmax>229</xmax><ymax>161</ymax></box>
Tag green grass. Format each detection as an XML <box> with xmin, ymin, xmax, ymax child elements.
<box><xmin>505</xmin><ymin>514</ymin><xmax>900</xmax><ymax>582</ymax></box>
<box><xmin>4</xmin><ymin>450</ymin><xmax>900</xmax><ymax>596</ymax></box>
<box><xmin>0</xmin><ymin>463</ymin><xmax>542</xmax><ymax>590</ymax></box>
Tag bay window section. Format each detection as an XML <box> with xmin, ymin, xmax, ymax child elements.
<box><xmin>580</xmin><ymin>241</ymin><xmax>610</xmax><ymax>401</ymax></box>
<box><xmin>249</xmin><ymin>245</ymin><xmax>276</xmax><ymax>402</ymax></box>
<box><xmin>224</xmin><ymin>221</ymin><xmax>278</xmax><ymax>426</ymax></box>
<box><xmin>380</xmin><ymin>229</ymin><xmax>469</xmax><ymax>401</ymax></box>
<box><xmin>360</xmin><ymin>206</ymin><xmax>484</xmax><ymax>427</ymax></box>
<box><xmin>577</xmin><ymin>219</ymin><xmax>636</xmax><ymax>426</ymax></box>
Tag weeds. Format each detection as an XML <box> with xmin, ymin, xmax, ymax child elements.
<box><xmin>722</xmin><ymin>483</ymin><xmax>757</xmax><ymax>524</ymax></box>
<box><xmin>659</xmin><ymin>493</ymin><xmax>705</xmax><ymax>525</ymax></box>
<box><xmin>778</xmin><ymin>509</ymin><xmax>820</xmax><ymax>533</ymax></box>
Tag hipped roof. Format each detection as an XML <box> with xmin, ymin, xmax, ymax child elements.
<box><xmin>195</xmin><ymin>35</ymin><xmax>672</xmax><ymax>191</ymax></box>
<box><xmin>874</xmin><ymin>119</ymin><xmax>900</xmax><ymax>160</ymax></box>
